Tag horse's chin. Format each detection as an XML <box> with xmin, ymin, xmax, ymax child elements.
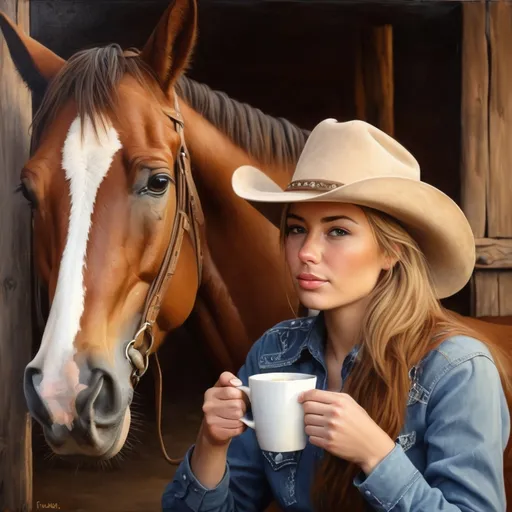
<box><xmin>43</xmin><ymin>407</ymin><xmax>131</xmax><ymax>461</ymax></box>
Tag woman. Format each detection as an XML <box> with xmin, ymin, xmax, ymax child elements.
<box><xmin>162</xmin><ymin>119</ymin><xmax>511</xmax><ymax>511</ymax></box>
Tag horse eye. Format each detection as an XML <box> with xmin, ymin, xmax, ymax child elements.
<box><xmin>147</xmin><ymin>174</ymin><xmax>172</xmax><ymax>196</ymax></box>
<box><xmin>16</xmin><ymin>181</ymin><xmax>36</xmax><ymax>206</ymax></box>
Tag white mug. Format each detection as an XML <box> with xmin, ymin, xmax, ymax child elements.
<box><xmin>237</xmin><ymin>372</ymin><xmax>317</xmax><ymax>452</ymax></box>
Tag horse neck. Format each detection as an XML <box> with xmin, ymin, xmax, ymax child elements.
<box><xmin>177</xmin><ymin>98</ymin><xmax>301</xmax><ymax>347</ymax></box>
<box><xmin>178</xmin><ymin>98</ymin><xmax>296</xmax><ymax>195</ymax></box>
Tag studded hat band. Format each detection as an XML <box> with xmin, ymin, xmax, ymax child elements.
<box><xmin>285</xmin><ymin>179</ymin><xmax>344</xmax><ymax>192</ymax></box>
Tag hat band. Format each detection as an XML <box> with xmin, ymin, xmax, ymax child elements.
<box><xmin>285</xmin><ymin>179</ymin><xmax>343</xmax><ymax>191</ymax></box>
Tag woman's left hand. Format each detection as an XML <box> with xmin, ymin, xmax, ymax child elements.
<box><xmin>298</xmin><ymin>389</ymin><xmax>396</xmax><ymax>475</ymax></box>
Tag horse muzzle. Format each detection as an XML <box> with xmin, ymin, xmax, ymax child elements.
<box><xmin>23</xmin><ymin>358</ymin><xmax>133</xmax><ymax>458</ymax></box>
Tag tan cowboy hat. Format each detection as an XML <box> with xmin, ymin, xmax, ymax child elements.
<box><xmin>232</xmin><ymin>118</ymin><xmax>475</xmax><ymax>299</ymax></box>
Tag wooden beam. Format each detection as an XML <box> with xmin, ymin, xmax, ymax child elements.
<box><xmin>475</xmin><ymin>238</ymin><xmax>512</xmax><ymax>269</ymax></box>
<box><xmin>488</xmin><ymin>0</ymin><xmax>512</xmax><ymax>237</ymax></box>
<box><xmin>0</xmin><ymin>1</ymin><xmax>33</xmax><ymax>511</ymax></box>
<box><xmin>460</xmin><ymin>1</ymin><xmax>488</xmax><ymax>238</ymax></box>
<box><xmin>354</xmin><ymin>24</ymin><xmax>394</xmax><ymax>136</ymax></box>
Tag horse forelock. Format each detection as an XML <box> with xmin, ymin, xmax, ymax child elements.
<box><xmin>30</xmin><ymin>44</ymin><xmax>157</xmax><ymax>149</ymax></box>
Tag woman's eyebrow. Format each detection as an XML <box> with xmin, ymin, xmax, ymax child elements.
<box><xmin>286</xmin><ymin>213</ymin><xmax>358</xmax><ymax>225</ymax></box>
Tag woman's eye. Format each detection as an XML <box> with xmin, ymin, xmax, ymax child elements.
<box><xmin>329</xmin><ymin>228</ymin><xmax>349</xmax><ymax>237</ymax></box>
<box><xmin>285</xmin><ymin>224</ymin><xmax>305</xmax><ymax>236</ymax></box>
<box><xmin>147</xmin><ymin>173</ymin><xmax>172</xmax><ymax>196</ymax></box>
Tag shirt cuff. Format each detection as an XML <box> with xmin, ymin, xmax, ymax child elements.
<box><xmin>353</xmin><ymin>444</ymin><xmax>421</xmax><ymax>512</ymax></box>
<box><xmin>162</xmin><ymin>445</ymin><xmax>231</xmax><ymax>511</ymax></box>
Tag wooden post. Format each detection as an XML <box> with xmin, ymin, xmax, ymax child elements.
<box><xmin>0</xmin><ymin>1</ymin><xmax>33</xmax><ymax>510</ymax></box>
<box><xmin>462</xmin><ymin>0</ymin><xmax>512</xmax><ymax>317</ymax></box>
<box><xmin>489</xmin><ymin>0</ymin><xmax>512</xmax><ymax>238</ymax></box>
<box><xmin>461</xmin><ymin>0</ymin><xmax>488</xmax><ymax>240</ymax></box>
<box><xmin>460</xmin><ymin>1</ymin><xmax>495</xmax><ymax>317</ymax></box>
<box><xmin>488</xmin><ymin>0</ymin><xmax>512</xmax><ymax>316</ymax></box>
<box><xmin>354</xmin><ymin>24</ymin><xmax>394</xmax><ymax>136</ymax></box>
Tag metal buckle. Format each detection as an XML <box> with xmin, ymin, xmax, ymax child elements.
<box><xmin>125</xmin><ymin>322</ymin><xmax>154</xmax><ymax>385</ymax></box>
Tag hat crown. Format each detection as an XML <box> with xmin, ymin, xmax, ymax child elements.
<box><xmin>291</xmin><ymin>119</ymin><xmax>420</xmax><ymax>187</ymax></box>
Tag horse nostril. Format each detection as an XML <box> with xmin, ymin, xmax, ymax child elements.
<box><xmin>23</xmin><ymin>366</ymin><xmax>53</xmax><ymax>428</ymax></box>
<box><xmin>75</xmin><ymin>369</ymin><xmax>122</xmax><ymax>425</ymax></box>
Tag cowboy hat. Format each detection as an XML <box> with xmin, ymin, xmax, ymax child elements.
<box><xmin>231</xmin><ymin>118</ymin><xmax>475</xmax><ymax>299</ymax></box>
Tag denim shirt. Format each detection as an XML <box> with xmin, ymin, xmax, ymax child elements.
<box><xmin>162</xmin><ymin>314</ymin><xmax>510</xmax><ymax>511</ymax></box>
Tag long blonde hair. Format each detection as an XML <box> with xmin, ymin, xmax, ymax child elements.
<box><xmin>280</xmin><ymin>204</ymin><xmax>512</xmax><ymax>511</ymax></box>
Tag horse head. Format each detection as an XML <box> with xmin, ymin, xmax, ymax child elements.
<box><xmin>0</xmin><ymin>0</ymin><xmax>203</xmax><ymax>460</ymax></box>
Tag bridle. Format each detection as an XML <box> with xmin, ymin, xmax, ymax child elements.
<box><xmin>32</xmin><ymin>79</ymin><xmax>205</xmax><ymax>465</ymax></box>
<box><xmin>123</xmin><ymin>90</ymin><xmax>204</xmax><ymax>464</ymax></box>
<box><xmin>124</xmin><ymin>93</ymin><xmax>204</xmax><ymax>384</ymax></box>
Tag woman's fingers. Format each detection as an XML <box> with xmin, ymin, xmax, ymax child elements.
<box><xmin>302</xmin><ymin>400</ymin><xmax>333</xmax><ymax>416</ymax></box>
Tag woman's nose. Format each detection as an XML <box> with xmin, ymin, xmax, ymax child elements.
<box><xmin>298</xmin><ymin>235</ymin><xmax>321</xmax><ymax>264</ymax></box>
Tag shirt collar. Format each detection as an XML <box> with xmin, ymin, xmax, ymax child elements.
<box><xmin>299</xmin><ymin>311</ymin><xmax>362</xmax><ymax>367</ymax></box>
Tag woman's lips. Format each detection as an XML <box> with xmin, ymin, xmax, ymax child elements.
<box><xmin>297</xmin><ymin>273</ymin><xmax>328</xmax><ymax>290</ymax></box>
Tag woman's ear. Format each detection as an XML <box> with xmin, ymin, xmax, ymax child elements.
<box><xmin>382</xmin><ymin>246</ymin><xmax>400</xmax><ymax>271</ymax></box>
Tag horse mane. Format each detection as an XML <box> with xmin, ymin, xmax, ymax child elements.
<box><xmin>176</xmin><ymin>77</ymin><xmax>309</xmax><ymax>167</ymax></box>
<box><xmin>31</xmin><ymin>44</ymin><xmax>310</xmax><ymax>167</ymax></box>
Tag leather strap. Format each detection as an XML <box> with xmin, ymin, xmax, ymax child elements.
<box><xmin>153</xmin><ymin>350</ymin><xmax>184</xmax><ymax>464</ymax></box>
<box><xmin>123</xmin><ymin>51</ymin><xmax>204</xmax><ymax>465</ymax></box>
<box><xmin>126</xmin><ymin>91</ymin><xmax>204</xmax><ymax>466</ymax></box>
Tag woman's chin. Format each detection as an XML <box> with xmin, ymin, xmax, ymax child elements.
<box><xmin>297</xmin><ymin>292</ymin><xmax>331</xmax><ymax>312</ymax></box>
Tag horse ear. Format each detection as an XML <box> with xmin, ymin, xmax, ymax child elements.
<box><xmin>140</xmin><ymin>0</ymin><xmax>197</xmax><ymax>93</ymax></box>
<box><xmin>0</xmin><ymin>11</ymin><xmax>65</xmax><ymax>95</ymax></box>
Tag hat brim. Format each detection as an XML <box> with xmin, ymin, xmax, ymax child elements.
<box><xmin>232</xmin><ymin>165</ymin><xmax>475</xmax><ymax>299</ymax></box>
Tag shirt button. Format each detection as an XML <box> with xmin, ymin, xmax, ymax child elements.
<box><xmin>365</xmin><ymin>491</ymin><xmax>371</xmax><ymax>496</ymax></box>
<box><xmin>183</xmin><ymin>474</ymin><xmax>187</xmax><ymax>480</ymax></box>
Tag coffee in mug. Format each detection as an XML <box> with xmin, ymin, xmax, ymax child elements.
<box><xmin>237</xmin><ymin>372</ymin><xmax>317</xmax><ymax>452</ymax></box>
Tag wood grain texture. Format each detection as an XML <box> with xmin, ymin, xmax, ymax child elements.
<box><xmin>474</xmin><ymin>271</ymin><xmax>500</xmax><ymax>317</ymax></box>
<box><xmin>0</xmin><ymin>0</ymin><xmax>33</xmax><ymax>510</ymax></box>
<box><xmin>488</xmin><ymin>0</ymin><xmax>512</xmax><ymax>237</ymax></box>
<box><xmin>460</xmin><ymin>1</ymin><xmax>488</xmax><ymax>238</ymax></box>
<box><xmin>475</xmin><ymin>238</ymin><xmax>512</xmax><ymax>269</ymax></box>
<box><xmin>499</xmin><ymin>272</ymin><xmax>512</xmax><ymax>316</ymax></box>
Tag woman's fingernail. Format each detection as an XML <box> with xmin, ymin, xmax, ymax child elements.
<box><xmin>230</xmin><ymin>378</ymin><xmax>243</xmax><ymax>386</ymax></box>
<box><xmin>298</xmin><ymin>393</ymin><xmax>303</xmax><ymax>402</ymax></box>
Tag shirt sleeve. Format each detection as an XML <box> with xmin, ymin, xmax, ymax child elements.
<box><xmin>353</xmin><ymin>354</ymin><xmax>510</xmax><ymax>511</ymax></box>
<box><xmin>161</xmin><ymin>338</ymin><xmax>273</xmax><ymax>512</ymax></box>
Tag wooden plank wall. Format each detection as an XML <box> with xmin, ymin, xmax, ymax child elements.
<box><xmin>462</xmin><ymin>0</ymin><xmax>512</xmax><ymax>317</ymax></box>
<box><xmin>0</xmin><ymin>1</ymin><xmax>33</xmax><ymax>510</ymax></box>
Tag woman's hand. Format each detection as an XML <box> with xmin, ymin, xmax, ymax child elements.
<box><xmin>298</xmin><ymin>389</ymin><xmax>396</xmax><ymax>474</ymax></box>
<box><xmin>200</xmin><ymin>371</ymin><xmax>248</xmax><ymax>447</ymax></box>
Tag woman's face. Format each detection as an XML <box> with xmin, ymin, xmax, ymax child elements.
<box><xmin>284</xmin><ymin>202</ymin><xmax>390</xmax><ymax>312</ymax></box>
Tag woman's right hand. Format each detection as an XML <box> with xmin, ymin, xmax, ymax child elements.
<box><xmin>200</xmin><ymin>371</ymin><xmax>248</xmax><ymax>447</ymax></box>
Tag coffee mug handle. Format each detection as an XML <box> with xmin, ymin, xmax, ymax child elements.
<box><xmin>236</xmin><ymin>385</ymin><xmax>255</xmax><ymax>429</ymax></box>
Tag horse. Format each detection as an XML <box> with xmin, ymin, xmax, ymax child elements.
<box><xmin>1</xmin><ymin>1</ymin><xmax>512</xmax><ymax>493</ymax></box>
<box><xmin>0</xmin><ymin>0</ymin><xmax>307</xmax><ymax>462</ymax></box>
